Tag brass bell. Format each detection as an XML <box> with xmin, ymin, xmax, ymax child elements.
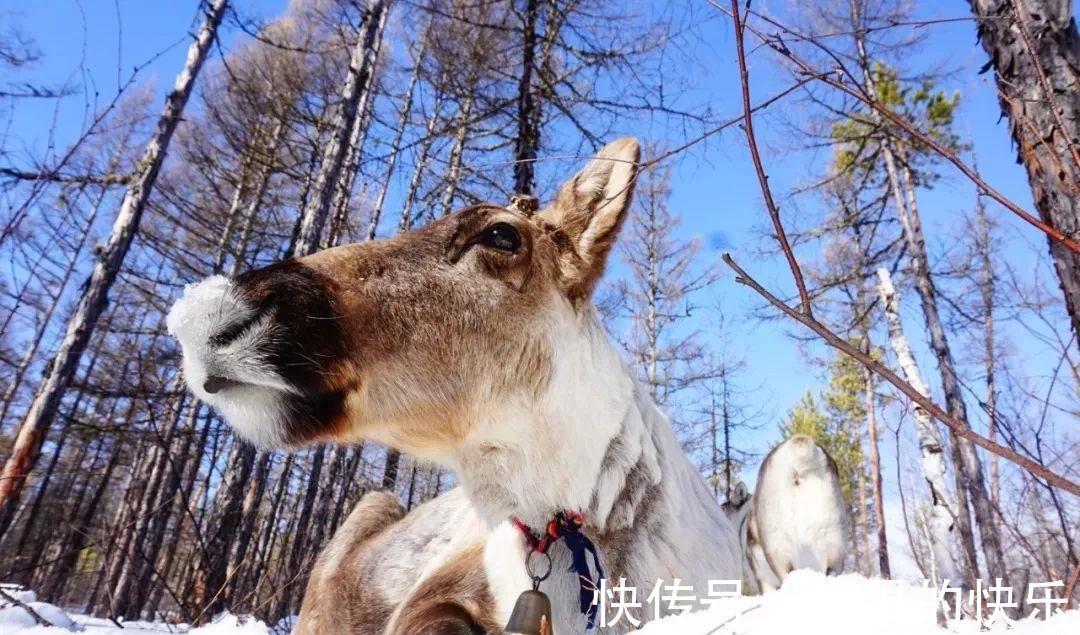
<box><xmin>504</xmin><ymin>589</ymin><xmax>554</xmax><ymax>635</ymax></box>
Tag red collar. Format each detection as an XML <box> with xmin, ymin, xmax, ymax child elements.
<box><xmin>511</xmin><ymin>509</ymin><xmax>586</xmax><ymax>554</ymax></box>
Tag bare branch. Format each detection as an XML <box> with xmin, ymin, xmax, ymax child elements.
<box><xmin>729</xmin><ymin>0</ymin><xmax>813</xmax><ymax>316</ymax></box>
<box><xmin>721</xmin><ymin>252</ymin><xmax>1080</xmax><ymax>497</ymax></box>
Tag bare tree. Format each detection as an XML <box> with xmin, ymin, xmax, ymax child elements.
<box><xmin>0</xmin><ymin>0</ymin><xmax>228</xmax><ymax>537</ymax></box>
<box><xmin>294</xmin><ymin>0</ymin><xmax>389</xmax><ymax>254</ymax></box>
<box><xmin>877</xmin><ymin>268</ymin><xmax>961</xmax><ymax>585</ymax></box>
<box><xmin>613</xmin><ymin>155</ymin><xmax>718</xmax><ymax>431</ymax></box>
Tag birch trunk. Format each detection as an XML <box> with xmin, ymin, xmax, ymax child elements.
<box><xmin>294</xmin><ymin>0</ymin><xmax>388</xmax><ymax>255</ymax></box>
<box><xmin>439</xmin><ymin>93</ymin><xmax>474</xmax><ymax>217</ymax></box>
<box><xmin>325</xmin><ymin>1</ymin><xmax>389</xmax><ymax>247</ymax></box>
<box><xmin>968</xmin><ymin>0</ymin><xmax>1080</xmax><ymax>346</ymax></box>
<box><xmin>397</xmin><ymin>83</ymin><xmax>446</xmax><ymax>233</ymax></box>
<box><xmin>893</xmin><ymin>155</ymin><xmax>1007</xmax><ymax>584</ymax></box>
<box><xmin>877</xmin><ymin>268</ymin><xmax>960</xmax><ymax>585</ymax></box>
<box><xmin>367</xmin><ymin>22</ymin><xmax>430</xmax><ymax>239</ymax></box>
<box><xmin>850</xmin><ymin>11</ymin><xmax>1004</xmax><ymax>581</ymax></box>
<box><xmin>0</xmin><ymin>0</ymin><xmax>228</xmax><ymax>536</ymax></box>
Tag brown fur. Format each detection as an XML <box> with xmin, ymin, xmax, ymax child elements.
<box><xmin>295</xmin><ymin>489</ymin><xmax>500</xmax><ymax>635</ymax></box>
<box><xmin>206</xmin><ymin>141</ymin><xmax>640</xmax><ymax>459</ymax></box>
<box><xmin>386</xmin><ymin>544</ymin><xmax>500</xmax><ymax>635</ymax></box>
<box><xmin>175</xmin><ymin>140</ymin><xmax>644</xmax><ymax>633</ymax></box>
<box><xmin>296</xmin><ymin>491</ymin><xmax>405</xmax><ymax>635</ymax></box>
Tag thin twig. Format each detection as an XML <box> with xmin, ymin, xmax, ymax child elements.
<box><xmin>0</xmin><ymin>587</ymin><xmax>54</xmax><ymax>627</ymax></box>
<box><xmin>0</xmin><ymin>166</ymin><xmax>132</xmax><ymax>186</ymax></box>
<box><xmin>1065</xmin><ymin>560</ymin><xmax>1080</xmax><ymax>609</ymax></box>
<box><xmin>730</xmin><ymin>0</ymin><xmax>812</xmax><ymax>315</ymax></box>
<box><xmin>721</xmin><ymin>252</ymin><xmax>1080</xmax><ymax>497</ymax></box>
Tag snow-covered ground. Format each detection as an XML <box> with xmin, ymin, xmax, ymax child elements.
<box><xmin>2</xmin><ymin>572</ymin><xmax>1077</xmax><ymax>634</ymax></box>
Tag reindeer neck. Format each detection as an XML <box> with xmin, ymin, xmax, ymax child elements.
<box><xmin>447</xmin><ymin>308</ymin><xmax>689</xmax><ymax>538</ymax></box>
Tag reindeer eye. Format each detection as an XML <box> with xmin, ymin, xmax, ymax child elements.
<box><xmin>480</xmin><ymin>223</ymin><xmax>521</xmax><ymax>253</ymax></box>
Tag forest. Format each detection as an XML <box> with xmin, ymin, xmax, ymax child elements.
<box><xmin>0</xmin><ymin>0</ymin><xmax>1077</xmax><ymax>630</ymax></box>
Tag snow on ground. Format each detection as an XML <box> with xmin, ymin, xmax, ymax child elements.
<box><xmin>0</xmin><ymin>610</ymin><xmax>275</xmax><ymax>635</ymax></box>
<box><xmin>3</xmin><ymin>572</ymin><xmax>1078</xmax><ymax>634</ymax></box>
<box><xmin>636</xmin><ymin>571</ymin><xmax>1080</xmax><ymax>635</ymax></box>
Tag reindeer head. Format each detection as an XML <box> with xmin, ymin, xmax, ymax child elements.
<box><xmin>168</xmin><ymin>139</ymin><xmax>640</xmax><ymax>456</ymax></box>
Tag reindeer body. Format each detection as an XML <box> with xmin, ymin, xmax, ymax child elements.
<box><xmin>168</xmin><ymin>139</ymin><xmax>742</xmax><ymax>633</ymax></box>
<box><xmin>298</xmin><ymin>488</ymin><xmax>498</xmax><ymax>634</ymax></box>
<box><xmin>302</xmin><ymin>348</ymin><xmax>742</xmax><ymax>634</ymax></box>
<box><xmin>721</xmin><ymin>483</ymin><xmax>779</xmax><ymax>595</ymax></box>
<box><xmin>751</xmin><ymin>435</ymin><xmax>848</xmax><ymax>589</ymax></box>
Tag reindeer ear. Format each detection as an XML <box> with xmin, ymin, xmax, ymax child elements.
<box><xmin>733</xmin><ymin>481</ymin><xmax>750</xmax><ymax>506</ymax></box>
<box><xmin>538</xmin><ymin>137</ymin><xmax>640</xmax><ymax>303</ymax></box>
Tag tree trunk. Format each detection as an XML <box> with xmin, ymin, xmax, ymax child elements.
<box><xmin>246</xmin><ymin>455</ymin><xmax>293</xmax><ymax>606</ymax></box>
<box><xmin>381</xmin><ymin>448</ymin><xmax>401</xmax><ymax>491</ymax></box>
<box><xmin>513</xmin><ymin>0</ymin><xmax>541</xmax><ymax>194</ymax></box>
<box><xmin>877</xmin><ymin>267</ymin><xmax>962</xmax><ymax>585</ymax></box>
<box><xmin>863</xmin><ymin>356</ymin><xmax>890</xmax><ymax>578</ymax></box>
<box><xmin>276</xmin><ymin>446</ymin><xmax>325</xmax><ymax>617</ymax></box>
<box><xmin>294</xmin><ymin>0</ymin><xmax>388</xmax><ymax>254</ymax></box>
<box><xmin>0</xmin><ymin>0</ymin><xmax>228</xmax><ymax>536</ymax></box>
<box><xmin>145</xmin><ymin>404</ymin><xmax>214</xmax><ymax>618</ymax></box>
<box><xmin>847</xmin><ymin>0</ymin><xmax>988</xmax><ymax>580</ymax></box>
<box><xmin>124</xmin><ymin>403</ymin><xmax>204</xmax><ymax>618</ymax></box>
<box><xmin>223</xmin><ymin>451</ymin><xmax>271</xmax><ymax>604</ymax></box>
<box><xmin>891</xmin><ymin>154</ymin><xmax>1007</xmax><ymax>584</ymax></box>
<box><xmin>10</xmin><ymin>335</ymin><xmax>106</xmax><ymax>567</ymax></box>
<box><xmin>0</xmin><ymin>181</ymin><xmax>106</xmax><ymax>426</ymax></box>
<box><xmin>308</xmin><ymin>447</ymin><xmax>345</xmax><ymax>552</ymax></box>
<box><xmin>325</xmin><ymin>1</ymin><xmax>389</xmax><ymax>248</ymax></box>
<box><xmin>41</xmin><ymin>437</ymin><xmax>120</xmax><ymax>601</ymax></box>
<box><xmin>328</xmin><ymin>444</ymin><xmax>364</xmax><ymax>530</ymax></box>
<box><xmin>968</xmin><ymin>0</ymin><xmax>1080</xmax><ymax>346</ymax></box>
<box><xmin>368</xmin><ymin>22</ymin><xmax>430</xmax><ymax>239</ymax></box>
<box><xmin>397</xmin><ymin>83</ymin><xmax>446</xmax><ymax>233</ymax></box>
<box><xmin>195</xmin><ymin>441</ymin><xmax>257</xmax><ymax>621</ymax></box>
<box><xmin>439</xmin><ymin>93</ymin><xmax>474</xmax><ymax>217</ymax></box>
<box><xmin>109</xmin><ymin>393</ymin><xmax>190</xmax><ymax>618</ymax></box>
<box><xmin>855</xmin><ymin>464</ymin><xmax>871</xmax><ymax>574</ymax></box>
<box><xmin>86</xmin><ymin>397</ymin><xmax>154</xmax><ymax>615</ymax></box>
<box><xmin>975</xmin><ymin>189</ymin><xmax>1002</xmax><ymax>516</ymax></box>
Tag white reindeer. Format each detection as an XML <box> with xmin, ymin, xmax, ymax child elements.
<box><xmin>168</xmin><ymin>139</ymin><xmax>742</xmax><ymax>634</ymax></box>
<box><xmin>731</xmin><ymin>434</ymin><xmax>849</xmax><ymax>592</ymax></box>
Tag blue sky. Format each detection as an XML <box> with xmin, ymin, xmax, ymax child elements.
<box><xmin>3</xmin><ymin>0</ymin><xmax>1071</xmax><ymax>524</ymax></box>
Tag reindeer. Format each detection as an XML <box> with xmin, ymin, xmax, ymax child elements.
<box><xmin>167</xmin><ymin>139</ymin><xmax>742</xmax><ymax>634</ymax></box>
<box><xmin>723</xmin><ymin>435</ymin><xmax>848</xmax><ymax>593</ymax></box>
<box><xmin>720</xmin><ymin>482</ymin><xmax>778</xmax><ymax>595</ymax></box>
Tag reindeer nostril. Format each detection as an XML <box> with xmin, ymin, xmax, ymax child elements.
<box><xmin>203</xmin><ymin>376</ymin><xmax>239</xmax><ymax>394</ymax></box>
<box><xmin>211</xmin><ymin>309</ymin><xmax>265</xmax><ymax>347</ymax></box>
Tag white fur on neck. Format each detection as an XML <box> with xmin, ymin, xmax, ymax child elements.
<box><xmin>444</xmin><ymin>296</ymin><xmax>742</xmax><ymax>631</ymax></box>
<box><xmin>446</xmin><ymin>298</ymin><xmax>646</xmax><ymax>529</ymax></box>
